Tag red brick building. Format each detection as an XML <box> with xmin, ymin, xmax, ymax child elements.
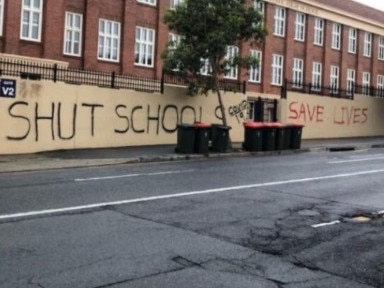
<box><xmin>1</xmin><ymin>0</ymin><xmax>384</xmax><ymax>97</ymax></box>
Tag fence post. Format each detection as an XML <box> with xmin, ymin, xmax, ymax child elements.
<box><xmin>161</xmin><ymin>69</ymin><xmax>165</xmax><ymax>94</ymax></box>
<box><xmin>273</xmin><ymin>99</ymin><xmax>278</xmax><ymax>122</ymax></box>
<box><xmin>111</xmin><ymin>71</ymin><xmax>116</xmax><ymax>88</ymax></box>
<box><xmin>53</xmin><ymin>64</ymin><xmax>57</xmax><ymax>82</ymax></box>
<box><xmin>281</xmin><ymin>78</ymin><xmax>287</xmax><ymax>99</ymax></box>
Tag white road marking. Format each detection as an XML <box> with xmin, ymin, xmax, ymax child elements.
<box><xmin>328</xmin><ymin>157</ymin><xmax>384</xmax><ymax>164</ymax></box>
<box><xmin>75</xmin><ymin>169</ymin><xmax>195</xmax><ymax>182</ymax></box>
<box><xmin>1</xmin><ymin>168</ymin><xmax>384</xmax><ymax>221</ymax></box>
<box><xmin>311</xmin><ymin>220</ymin><xmax>341</xmax><ymax>228</ymax></box>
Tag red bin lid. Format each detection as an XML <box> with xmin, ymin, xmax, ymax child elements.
<box><xmin>194</xmin><ymin>122</ymin><xmax>212</xmax><ymax>128</ymax></box>
<box><xmin>244</xmin><ymin>121</ymin><xmax>264</xmax><ymax>128</ymax></box>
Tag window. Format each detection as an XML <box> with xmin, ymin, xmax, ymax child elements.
<box><xmin>249</xmin><ymin>50</ymin><xmax>262</xmax><ymax>83</ymax></box>
<box><xmin>200</xmin><ymin>58</ymin><xmax>211</xmax><ymax>76</ymax></box>
<box><xmin>168</xmin><ymin>33</ymin><xmax>181</xmax><ymax>51</ymax></box>
<box><xmin>332</xmin><ymin>23</ymin><xmax>341</xmax><ymax>50</ymax></box>
<box><xmin>379</xmin><ymin>37</ymin><xmax>384</xmax><ymax>60</ymax></box>
<box><xmin>271</xmin><ymin>54</ymin><xmax>283</xmax><ymax>86</ymax></box>
<box><xmin>292</xmin><ymin>58</ymin><xmax>303</xmax><ymax>88</ymax></box>
<box><xmin>138</xmin><ymin>0</ymin><xmax>156</xmax><ymax>5</ymax></box>
<box><xmin>170</xmin><ymin>0</ymin><xmax>183</xmax><ymax>8</ymax></box>
<box><xmin>347</xmin><ymin>69</ymin><xmax>355</xmax><ymax>95</ymax></box>
<box><xmin>0</xmin><ymin>0</ymin><xmax>4</xmax><ymax>36</ymax></box>
<box><xmin>254</xmin><ymin>0</ymin><xmax>265</xmax><ymax>15</ymax></box>
<box><xmin>362</xmin><ymin>72</ymin><xmax>371</xmax><ymax>95</ymax></box>
<box><xmin>224</xmin><ymin>46</ymin><xmax>239</xmax><ymax>79</ymax></box>
<box><xmin>98</xmin><ymin>19</ymin><xmax>120</xmax><ymax>62</ymax></box>
<box><xmin>364</xmin><ymin>32</ymin><xmax>372</xmax><ymax>57</ymax></box>
<box><xmin>377</xmin><ymin>75</ymin><xmax>384</xmax><ymax>97</ymax></box>
<box><xmin>21</xmin><ymin>0</ymin><xmax>43</xmax><ymax>41</ymax></box>
<box><xmin>64</xmin><ymin>12</ymin><xmax>83</xmax><ymax>56</ymax></box>
<box><xmin>348</xmin><ymin>28</ymin><xmax>357</xmax><ymax>54</ymax></box>
<box><xmin>274</xmin><ymin>7</ymin><xmax>285</xmax><ymax>37</ymax></box>
<box><xmin>311</xmin><ymin>62</ymin><xmax>322</xmax><ymax>91</ymax></box>
<box><xmin>314</xmin><ymin>18</ymin><xmax>324</xmax><ymax>46</ymax></box>
<box><xmin>330</xmin><ymin>66</ymin><xmax>339</xmax><ymax>93</ymax></box>
<box><xmin>294</xmin><ymin>13</ymin><xmax>305</xmax><ymax>41</ymax></box>
<box><xmin>135</xmin><ymin>26</ymin><xmax>155</xmax><ymax>67</ymax></box>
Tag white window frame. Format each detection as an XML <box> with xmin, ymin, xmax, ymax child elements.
<box><xmin>364</xmin><ymin>32</ymin><xmax>372</xmax><ymax>57</ymax></box>
<box><xmin>330</xmin><ymin>65</ymin><xmax>339</xmax><ymax>93</ymax></box>
<box><xmin>311</xmin><ymin>62</ymin><xmax>322</xmax><ymax>91</ymax></box>
<box><xmin>332</xmin><ymin>23</ymin><xmax>341</xmax><ymax>50</ymax></box>
<box><xmin>0</xmin><ymin>0</ymin><xmax>4</xmax><ymax>36</ymax></box>
<box><xmin>254</xmin><ymin>0</ymin><xmax>265</xmax><ymax>15</ymax></box>
<box><xmin>271</xmin><ymin>54</ymin><xmax>283</xmax><ymax>86</ymax></box>
<box><xmin>377</xmin><ymin>75</ymin><xmax>384</xmax><ymax>97</ymax></box>
<box><xmin>224</xmin><ymin>46</ymin><xmax>239</xmax><ymax>80</ymax></box>
<box><xmin>170</xmin><ymin>0</ymin><xmax>183</xmax><ymax>8</ymax></box>
<box><xmin>200</xmin><ymin>58</ymin><xmax>211</xmax><ymax>76</ymax></box>
<box><xmin>294</xmin><ymin>13</ymin><xmax>305</xmax><ymax>41</ymax></box>
<box><xmin>138</xmin><ymin>0</ymin><xmax>156</xmax><ymax>6</ymax></box>
<box><xmin>348</xmin><ymin>28</ymin><xmax>357</xmax><ymax>54</ymax></box>
<box><xmin>314</xmin><ymin>18</ymin><xmax>324</xmax><ymax>46</ymax></box>
<box><xmin>98</xmin><ymin>19</ymin><xmax>121</xmax><ymax>62</ymax></box>
<box><xmin>379</xmin><ymin>36</ymin><xmax>384</xmax><ymax>61</ymax></box>
<box><xmin>168</xmin><ymin>32</ymin><xmax>181</xmax><ymax>51</ymax></box>
<box><xmin>347</xmin><ymin>69</ymin><xmax>355</xmax><ymax>96</ymax></box>
<box><xmin>362</xmin><ymin>72</ymin><xmax>371</xmax><ymax>95</ymax></box>
<box><xmin>292</xmin><ymin>58</ymin><xmax>303</xmax><ymax>88</ymax></box>
<box><xmin>20</xmin><ymin>0</ymin><xmax>43</xmax><ymax>42</ymax></box>
<box><xmin>249</xmin><ymin>50</ymin><xmax>262</xmax><ymax>83</ymax></box>
<box><xmin>274</xmin><ymin>7</ymin><xmax>285</xmax><ymax>37</ymax></box>
<box><xmin>135</xmin><ymin>26</ymin><xmax>155</xmax><ymax>67</ymax></box>
<box><xmin>63</xmin><ymin>12</ymin><xmax>83</xmax><ymax>57</ymax></box>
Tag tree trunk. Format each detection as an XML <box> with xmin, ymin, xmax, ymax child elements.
<box><xmin>216</xmin><ymin>84</ymin><xmax>233</xmax><ymax>150</ymax></box>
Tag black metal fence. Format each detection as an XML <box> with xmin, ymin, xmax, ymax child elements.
<box><xmin>281</xmin><ymin>80</ymin><xmax>384</xmax><ymax>100</ymax></box>
<box><xmin>163</xmin><ymin>70</ymin><xmax>247</xmax><ymax>94</ymax></box>
<box><xmin>0</xmin><ymin>58</ymin><xmax>162</xmax><ymax>93</ymax></box>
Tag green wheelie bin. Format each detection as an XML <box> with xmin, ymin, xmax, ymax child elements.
<box><xmin>243</xmin><ymin>122</ymin><xmax>264</xmax><ymax>151</ymax></box>
<box><xmin>175</xmin><ymin>124</ymin><xmax>196</xmax><ymax>154</ymax></box>
<box><xmin>194</xmin><ymin>122</ymin><xmax>211</xmax><ymax>154</ymax></box>
<box><xmin>211</xmin><ymin>125</ymin><xmax>231</xmax><ymax>153</ymax></box>
<box><xmin>262</xmin><ymin>123</ymin><xmax>277</xmax><ymax>151</ymax></box>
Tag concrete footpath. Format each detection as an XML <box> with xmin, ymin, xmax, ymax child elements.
<box><xmin>1</xmin><ymin>136</ymin><xmax>384</xmax><ymax>173</ymax></box>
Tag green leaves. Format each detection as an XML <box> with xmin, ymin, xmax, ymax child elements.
<box><xmin>163</xmin><ymin>0</ymin><xmax>266</xmax><ymax>95</ymax></box>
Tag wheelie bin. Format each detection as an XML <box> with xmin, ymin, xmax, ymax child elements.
<box><xmin>211</xmin><ymin>125</ymin><xmax>231</xmax><ymax>153</ymax></box>
<box><xmin>287</xmin><ymin>123</ymin><xmax>304</xmax><ymax>149</ymax></box>
<box><xmin>262</xmin><ymin>123</ymin><xmax>277</xmax><ymax>151</ymax></box>
<box><xmin>243</xmin><ymin>122</ymin><xmax>264</xmax><ymax>151</ymax></box>
<box><xmin>272</xmin><ymin>122</ymin><xmax>285</xmax><ymax>150</ymax></box>
<box><xmin>175</xmin><ymin>124</ymin><xmax>196</xmax><ymax>153</ymax></box>
<box><xmin>194</xmin><ymin>122</ymin><xmax>211</xmax><ymax>154</ymax></box>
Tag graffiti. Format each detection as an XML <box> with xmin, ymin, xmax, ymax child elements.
<box><xmin>289</xmin><ymin>101</ymin><xmax>368</xmax><ymax>125</ymax></box>
<box><xmin>229</xmin><ymin>100</ymin><xmax>247</xmax><ymax>123</ymax></box>
<box><xmin>333</xmin><ymin>106</ymin><xmax>368</xmax><ymax>125</ymax></box>
<box><xmin>289</xmin><ymin>101</ymin><xmax>324</xmax><ymax>123</ymax></box>
<box><xmin>6</xmin><ymin>101</ymin><xmax>203</xmax><ymax>142</ymax></box>
<box><xmin>115</xmin><ymin>104</ymin><xmax>202</xmax><ymax>134</ymax></box>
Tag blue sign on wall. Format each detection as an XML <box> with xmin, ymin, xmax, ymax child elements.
<box><xmin>0</xmin><ymin>79</ymin><xmax>16</xmax><ymax>98</ymax></box>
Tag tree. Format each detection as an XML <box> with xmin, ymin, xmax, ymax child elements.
<box><xmin>162</xmin><ymin>0</ymin><xmax>267</xmax><ymax>130</ymax></box>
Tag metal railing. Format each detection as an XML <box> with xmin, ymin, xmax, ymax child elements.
<box><xmin>163</xmin><ymin>70</ymin><xmax>247</xmax><ymax>94</ymax></box>
<box><xmin>0</xmin><ymin>58</ymin><xmax>162</xmax><ymax>93</ymax></box>
<box><xmin>281</xmin><ymin>80</ymin><xmax>384</xmax><ymax>100</ymax></box>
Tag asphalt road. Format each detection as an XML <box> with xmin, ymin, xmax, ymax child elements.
<box><xmin>1</xmin><ymin>149</ymin><xmax>384</xmax><ymax>287</ymax></box>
